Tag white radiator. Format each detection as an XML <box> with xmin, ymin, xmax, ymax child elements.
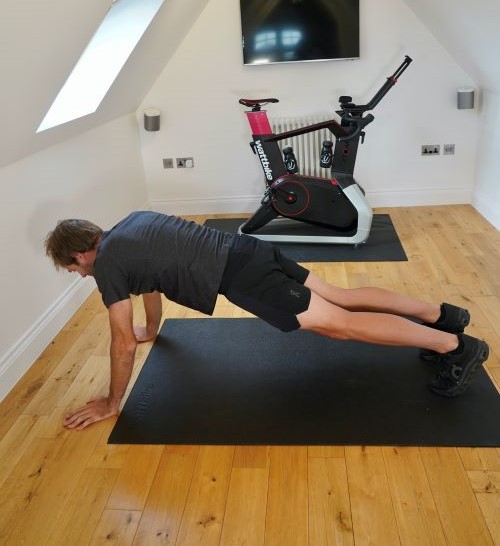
<box><xmin>270</xmin><ymin>114</ymin><xmax>332</xmax><ymax>177</ymax></box>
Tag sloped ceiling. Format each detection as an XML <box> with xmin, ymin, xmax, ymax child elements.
<box><xmin>2</xmin><ymin>0</ymin><xmax>498</xmax><ymax>168</ymax></box>
<box><xmin>0</xmin><ymin>0</ymin><xmax>210</xmax><ymax>167</ymax></box>
<box><xmin>402</xmin><ymin>0</ymin><xmax>500</xmax><ymax>95</ymax></box>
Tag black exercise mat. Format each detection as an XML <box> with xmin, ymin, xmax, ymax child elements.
<box><xmin>109</xmin><ymin>319</ymin><xmax>500</xmax><ymax>447</ymax></box>
<box><xmin>204</xmin><ymin>214</ymin><xmax>407</xmax><ymax>262</ymax></box>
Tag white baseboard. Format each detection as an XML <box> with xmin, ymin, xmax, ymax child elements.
<box><xmin>150</xmin><ymin>187</ymin><xmax>473</xmax><ymax>216</ymax></box>
<box><xmin>472</xmin><ymin>192</ymin><xmax>500</xmax><ymax>230</ymax></box>
<box><xmin>367</xmin><ymin>187</ymin><xmax>473</xmax><ymax>208</ymax></box>
<box><xmin>150</xmin><ymin>195</ymin><xmax>261</xmax><ymax>216</ymax></box>
<box><xmin>0</xmin><ymin>278</ymin><xmax>95</xmax><ymax>402</ymax></box>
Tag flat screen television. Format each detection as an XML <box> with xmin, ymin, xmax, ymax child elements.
<box><xmin>240</xmin><ymin>0</ymin><xmax>360</xmax><ymax>66</ymax></box>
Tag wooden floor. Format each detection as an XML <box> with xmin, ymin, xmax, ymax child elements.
<box><xmin>1</xmin><ymin>205</ymin><xmax>499</xmax><ymax>546</ymax></box>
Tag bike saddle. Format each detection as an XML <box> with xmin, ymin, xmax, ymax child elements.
<box><xmin>239</xmin><ymin>98</ymin><xmax>279</xmax><ymax>111</ymax></box>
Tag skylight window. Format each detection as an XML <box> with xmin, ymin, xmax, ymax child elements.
<box><xmin>37</xmin><ymin>0</ymin><xmax>165</xmax><ymax>132</ymax></box>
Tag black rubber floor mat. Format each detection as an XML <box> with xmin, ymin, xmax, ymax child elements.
<box><xmin>109</xmin><ymin>319</ymin><xmax>499</xmax><ymax>446</ymax></box>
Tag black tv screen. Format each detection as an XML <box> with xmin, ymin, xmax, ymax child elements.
<box><xmin>240</xmin><ymin>0</ymin><xmax>360</xmax><ymax>65</ymax></box>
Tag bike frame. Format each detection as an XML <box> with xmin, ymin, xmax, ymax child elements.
<box><xmin>241</xmin><ymin>108</ymin><xmax>373</xmax><ymax>243</ymax></box>
<box><xmin>246</xmin><ymin>111</ymin><xmax>358</xmax><ymax>186</ymax></box>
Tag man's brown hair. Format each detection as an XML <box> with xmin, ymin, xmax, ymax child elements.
<box><xmin>45</xmin><ymin>219</ymin><xmax>103</xmax><ymax>269</ymax></box>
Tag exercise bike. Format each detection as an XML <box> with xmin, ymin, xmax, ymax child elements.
<box><xmin>238</xmin><ymin>55</ymin><xmax>413</xmax><ymax>245</ymax></box>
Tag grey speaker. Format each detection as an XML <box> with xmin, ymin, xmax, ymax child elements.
<box><xmin>144</xmin><ymin>108</ymin><xmax>161</xmax><ymax>131</ymax></box>
<box><xmin>457</xmin><ymin>88</ymin><xmax>475</xmax><ymax>110</ymax></box>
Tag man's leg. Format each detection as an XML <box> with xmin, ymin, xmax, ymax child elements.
<box><xmin>304</xmin><ymin>271</ymin><xmax>441</xmax><ymax>324</ymax></box>
<box><xmin>297</xmin><ymin>291</ymin><xmax>458</xmax><ymax>353</ymax></box>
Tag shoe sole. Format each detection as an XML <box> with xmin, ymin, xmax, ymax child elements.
<box><xmin>429</xmin><ymin>341</ymin><xmax>490</xmax><ymax>397</ymax></box>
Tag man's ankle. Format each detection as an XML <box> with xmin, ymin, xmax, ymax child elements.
<box><xmin>435</xmin><ymin>334</ymin><xmax>460</xmax><ymax>354</ymax></box>
<box><xmin>424</xmin><ymin>303</ymin><xmax>441</xmax><ymax>325</ymax></box>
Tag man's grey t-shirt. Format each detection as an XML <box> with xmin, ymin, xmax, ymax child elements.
<box><xmin>94</xmin><ymin>211</ymin><xmax>234</xmax><ymax>315</ymax></box>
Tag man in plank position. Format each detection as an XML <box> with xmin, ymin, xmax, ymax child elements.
<box><xmin>45</xmin><ymin>211</ymin><xmax>490</xmax><ymax>430</ymax></box>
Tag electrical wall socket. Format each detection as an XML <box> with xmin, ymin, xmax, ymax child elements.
<box><xmin>176</xmin><ymin>157</ymin><xmax>194</xmax><ymax>168</ymax></box>
<box><xmin>162</xmin><ymin>158</ymin><xmax>174</xmax><ymax>169</ymax></box>
<box><xmin>443</xmin><ymin>144</ymin><xmax>455</xmax><ymax>155</ymax></box>
<box><xmin>421</xmin><ymin>145</ymin><xmax>440</xmax><ymax>156</ymax></box>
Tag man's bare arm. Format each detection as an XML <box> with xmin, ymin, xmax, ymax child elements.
<box><xmin>134</xmin><ymin>291</ymin><xmax>162</xmax><ymax>342</ymax></box>
<box><xmin>64</xmin><ymin>298</ymin><xmax>137</xmax><ymax>430</ymax></box>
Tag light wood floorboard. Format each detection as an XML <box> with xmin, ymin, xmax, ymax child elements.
<box><xmin>0</xmin><ymin>205</ymin><xmax>499</xmax><ymax>545</ymax></box>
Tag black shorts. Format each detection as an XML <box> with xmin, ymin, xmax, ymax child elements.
<box><xmin>219</xmin><ymin>236</ymin><xmax>311</xmax><ymax>332</ymax></box>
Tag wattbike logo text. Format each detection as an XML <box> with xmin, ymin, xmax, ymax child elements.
<box><xmin>255</xmin><ymin>140</ymin><xmax>273</xmax><ymax>181</ymax></box>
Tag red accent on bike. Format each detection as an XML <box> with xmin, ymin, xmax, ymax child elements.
<box><xmin>272</xmin><ymin>176</ymin><xmax>310</xmax><ymax>217</ymax></box>
<box><xmin>391</xmin><ymin>77</ymin><xmax>398</xmax><ymax>84</ymax></box>
<box><xmin>331</xmin><ymin>178</ymin><xmax>339</xmax><ymax>186</ymax></box>
<box><xmin>246</xmin><ymin>111</ymin><xmax>272</xmax><ymax>135</ymax></box>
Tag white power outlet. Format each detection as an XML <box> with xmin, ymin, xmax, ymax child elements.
<box><xmin>421</xmin><ymin>145</ymin><xmax>440</xmax><ymax>156</ymax></box>
<box><xmin>176</xmin><ymin>157</ymin><xmax>194</xmax><ymax>168</ymax></box>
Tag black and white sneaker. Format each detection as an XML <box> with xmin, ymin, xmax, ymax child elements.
<box><xmin>429</xmin><ymin>334</ymin><xmax>489</xmax><ymax>397</ymax></box>
<box><xmin>420</xmin><ymin>303</ymin><xmax>470</xmax><ymax>362</ymax></box>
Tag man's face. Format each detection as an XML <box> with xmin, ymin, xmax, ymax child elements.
<box><xmin>66</xmin><ymin>251</ymin><xmax>95</xmax><ymax>278</ymax></box>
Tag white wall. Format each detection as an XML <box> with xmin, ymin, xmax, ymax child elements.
<box><xmin>402</xmin><ymin>0</ymin><xmax>500</xmax><ymax>95</ymax></box>
<box><xmin>401</xmin><ymin>0</ymin><xmax>500</xmax><ymax>230</ymax></box>
<box><xmin>473</xmin><ymin>90</ymin><xmax>500</xmax><ymax>229</ymax></box>
<box><xmin>139</xmin><ymin>0</ymin><xmax>479</xmax><ymax>215</ymax></box>
<box><xmin>0</xmin><ymin>114</ymin><xmax>147</xmax><ymax>401</ymax></box>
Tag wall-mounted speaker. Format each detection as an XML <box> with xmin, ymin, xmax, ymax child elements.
<box><xmin>457</xmin><ymin>88</ymin><xmax>475</xmax><ymax>110</ymax></box>
<box><xmin>143</xmin><ymin>108</ymin><xmax>161</xmax><ymax>131</ymax></box>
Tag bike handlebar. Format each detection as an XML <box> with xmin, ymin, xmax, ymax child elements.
<box><xmin>239</xmin><ymin>56</ymin><xmax>412</xmax><ymax>145</ymax></box>
<box><xmin>338</xmin><ymin>55</ymin><xmax>413</xmax><ymax>117</ymax></box>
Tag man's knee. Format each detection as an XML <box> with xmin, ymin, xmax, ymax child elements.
<box><xmin>297</xmin><ymin>292</ymin><xmax>350</xmax><ymax>336</ymax></box>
